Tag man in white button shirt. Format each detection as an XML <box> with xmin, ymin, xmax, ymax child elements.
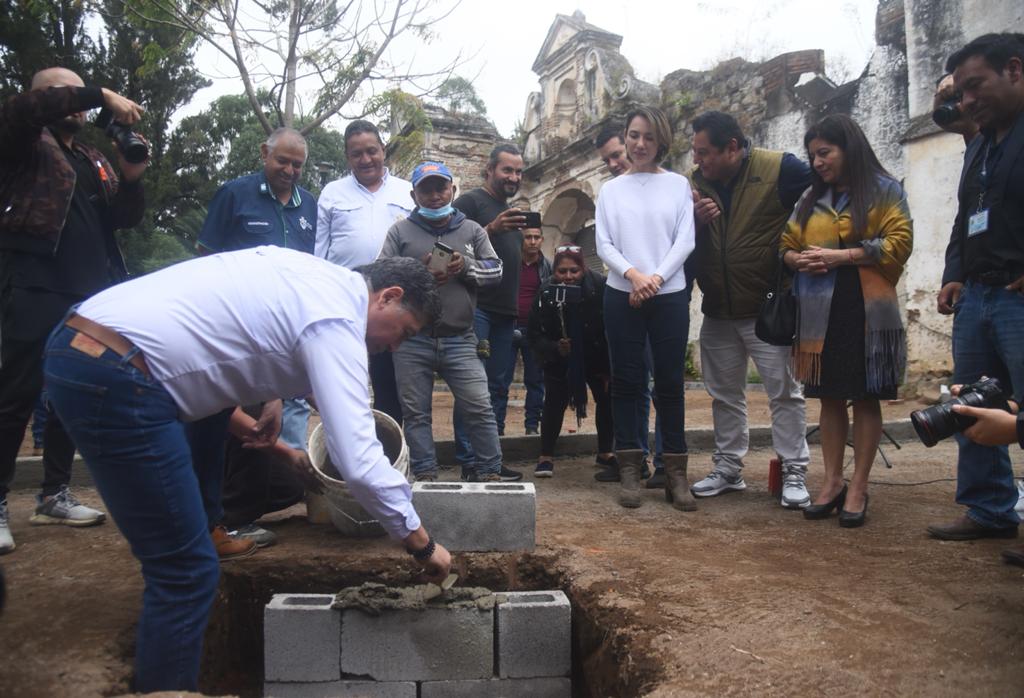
<box><xmin>42</xmin><ymin>249</ymin><xmax>450</xmax><ymax>693</ymax></box>
<box><xmin>316</xmin><ymin>120</ymin><xmax>413</xmax><ymax>426</ymax></box>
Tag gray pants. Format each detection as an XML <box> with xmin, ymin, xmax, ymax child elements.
<box><xmin>700</xmin><ymin>317</ymin><xmax>809</xmax><ymax>477</ymax></box>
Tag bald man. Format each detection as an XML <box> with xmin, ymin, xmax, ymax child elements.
<box><xmin>0</xmin><ymin>67</ymin><xmax>147</xmax><ymax>554</ymax></box>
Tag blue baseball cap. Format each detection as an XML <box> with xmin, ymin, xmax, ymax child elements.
<box><xmin>412</xmin><ymin>161</ymin><xmax>453</xmax><ymax>187</ymax></box>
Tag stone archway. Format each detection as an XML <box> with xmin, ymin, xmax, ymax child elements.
<box><xmin>540</xmin><ymin>187</ymin><xmax>599</xmax><ymax>271</ymax></box>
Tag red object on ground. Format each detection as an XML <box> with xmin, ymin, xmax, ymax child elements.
<box><xmin>768</xmin><ymin>458</ymin><xmax>782</xmax><ymax>497</ymax></box>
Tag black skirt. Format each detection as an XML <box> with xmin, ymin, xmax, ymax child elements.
<box><xmin>803</xmin><ymin>266</ymin><xmax>898</xmax><ymax>401</ymax></box>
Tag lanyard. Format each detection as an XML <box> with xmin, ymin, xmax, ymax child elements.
<box><xmin>977</xmin><ymin>139</ymin><xmax>994</xmax><ymax>213</ymax></box>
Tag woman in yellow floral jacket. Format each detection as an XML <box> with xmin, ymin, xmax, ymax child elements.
<box><xmin>781</xmin><ymin>114</ymin><xmax>913</xmax><ymax>529</ymax></box>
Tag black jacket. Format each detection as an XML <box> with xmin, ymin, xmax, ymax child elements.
<box><xmin>527</xmin><ymin>270</ymin><xmax>609</xmax><ymax>375</ymax></box>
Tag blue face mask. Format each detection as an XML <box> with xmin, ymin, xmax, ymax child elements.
<box><xmin>418</xmin><ymin>202</ymin><xmax>455</xmax><ymax>220</ymax></box>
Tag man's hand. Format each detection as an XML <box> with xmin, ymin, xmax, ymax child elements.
<box><xmin>422</xmin><ymin>251</ymin><xmax>459</xmax><ymax>286</ymax></box>
<box><xmin>1006</xmin><ymin>275</ymin><xmax>1024</xmax><ymax>295</ymax></box>
<box><xmin>485</xmin><ymin>208</ymin><xmax>527</xmax><ymax>235</ymax></box>
<box><xmin>420</xmin><ymin>542</ymin><xmax>452</xmax><ymax>585</ymax></box>
<box><xmin>693</xmin><ymin>192</ymin><xmax>721</xmax><ymax>226</ymax></box>
<box><xmin>953</xmin><ymin>404</ymin><xmax>1019</xmax><ymax>446</ymax></box>
<box><xmin>937</xmin><ymin>281</ymin><xmax>963</xmax><ymax>314</ymax></box>
<box><xmin>100</xmin><ymin>87</ymin><xmax>144</xmax><ymax>125</ymax></box>
<box><xmin>446</xmin><ymin>251</ymin><xmax>465</xmax><ymax>279</ymax></box>
<box><xmin>557</xmin><ymin>337</ymin><xmax>571</xmax><ymax>357</ymax></box>
<box><xmin>242</xmin><ymin>399</ymin><xmax>283</xmax><ymax>449</ymax></box>
<box><xmin>281</xmin><ymin>448</ymin><xmax>324</xmax><ymax>494</ymax></box>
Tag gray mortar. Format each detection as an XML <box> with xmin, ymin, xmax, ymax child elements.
<box><xmin>331</xmin><ymin>581</ymin><xmax>507</xmax><ymax>615</ymax></box>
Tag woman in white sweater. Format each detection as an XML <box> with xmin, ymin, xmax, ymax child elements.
<box><xmin>595</xmin><ymin>105</ymin><xmax>696</xmax><ymax>510</ymax></box>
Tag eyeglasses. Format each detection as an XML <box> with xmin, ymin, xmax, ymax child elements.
<box><xmin>555</xmin><ymin>245</ymin><xmax>581</xmax><ymax>253</ymax></box>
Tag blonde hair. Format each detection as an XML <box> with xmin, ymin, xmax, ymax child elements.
<box><xmin>624</xmin><ymin>105</ymin><xmax>673</xmax><ymax>163</ymax></box>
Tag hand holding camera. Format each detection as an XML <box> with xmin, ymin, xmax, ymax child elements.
<box><xmin>911</xmin><ymin>377</ymin><xmax>1013</xmax><ymax>447</ymax></box>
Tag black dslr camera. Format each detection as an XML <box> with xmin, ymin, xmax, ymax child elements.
<box><xmin>932</xmin><ymin>97</ymin><xmax>962</xmax><ymax>128</ymax></box>
<box><xmin>94</xmin><ymin>107</ymin><xmax>148</xmax><ymax>163</ymax></box>
<box><xmin>911</xmin><ymin>377</ymin><xmax>1010</xmax><ymax>447</ymax></box>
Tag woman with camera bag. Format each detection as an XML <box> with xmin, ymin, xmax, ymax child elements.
<box><xmin>527</xmin><ymin>247</ymin><xmax>614</xmax><ymax>478</ymax></box>
<box><xmin>781</xmin><ymin>114</ymin><xmax>913</xmax><ymax>528</ymax></box>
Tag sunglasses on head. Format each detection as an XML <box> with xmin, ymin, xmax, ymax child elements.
<box><xmin>555</xmin><ymin>245</ymin><xmax>581</xmax><ymax>253</ymax></box>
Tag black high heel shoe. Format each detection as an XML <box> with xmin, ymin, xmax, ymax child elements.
<box><xmin>839</xmin><ymin>493</ymin><xmax>869</xmax><ymax>528</ymax></box>
<box><xmin>803</xmin><ymin>485</ymin><xmax>847</xmax><ymax>520</ymax></box>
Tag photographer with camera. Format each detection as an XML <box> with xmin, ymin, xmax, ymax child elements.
<box><xmin>0</xmin><ymin>67</ymin><xmax>147</xmax><ymax>554</ymax></box>
<box><xmin>926</xmin><ymin>34</ymin><xmax>1024</xmax><ymax>542</ymax></box>
<box><xmin>527</xmin><ymin>246</ymin><xmax>613</xmax><ymax>478</ymax></box>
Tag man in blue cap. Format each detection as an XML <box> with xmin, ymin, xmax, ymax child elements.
<box><xmin>380</xmin><ymin>161</ymin><xmax>516</xmax><ymax>482</ymax></box>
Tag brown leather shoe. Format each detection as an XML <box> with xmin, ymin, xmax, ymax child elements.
<box><xmin>1002</xmin><ymin>544</ymin><xmax>1024</xmax><ymax>567</ymax></box>
<box><xmin>926</xmin><ymin>515</ymin><xmax>1018</xmax><ymax>541</ymax></box>
<box><xmin>211</xmin><ymin>524</ymin><xmax>257</xmax><ymax>560</ymax></box>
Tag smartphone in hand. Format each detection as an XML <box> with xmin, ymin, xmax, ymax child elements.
<box><xmin>520</xmin><ymin>211</ymin><xmax>542</xmax><ymax>228</ymax></box>
<box><xmin>428</xmin><ymin>241</ymin><xmax>455</xmax><ymax>273</ymax></box>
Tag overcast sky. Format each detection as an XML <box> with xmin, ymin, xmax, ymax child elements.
<box><xmin>184</xmin><ymin>0</ymin><xmax>880</xmax><ymax>138</ymax></box>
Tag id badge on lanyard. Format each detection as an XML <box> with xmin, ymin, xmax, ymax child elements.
<box><xmin>969</xmin><ymin>140</ymin><xmax>994</xmax><ymax>238</ymax></box>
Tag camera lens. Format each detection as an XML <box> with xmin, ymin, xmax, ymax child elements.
<box><xmin>932</xmin><ymin>103</ymin><xmax>962</xmax><ymax>127</ymax></box>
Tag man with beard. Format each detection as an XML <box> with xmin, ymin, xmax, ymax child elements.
<box><xmin>451</xmin><ymin>144</ymin><xmax>526</xmax><ymax>481</ymax></box>
<box><xmin>0</xmin><ymin>67</ymin><xmax>147</xmax><ymax>554</ymax></box>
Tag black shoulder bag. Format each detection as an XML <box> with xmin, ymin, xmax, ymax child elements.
<box><xmin>754</xmin><ymin>259</ymin><xmax>796</xmax><ymax>346</ymax></box>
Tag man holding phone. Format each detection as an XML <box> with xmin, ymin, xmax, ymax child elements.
<box><xmin>452</xmin><ymin>144</ymin><xmax>529</xmax><ymax>480</ymax></box>
<box><xmin>380</xmin><ymin>162</ymin><xmax>508</xmax><ymax>482</ymax></box>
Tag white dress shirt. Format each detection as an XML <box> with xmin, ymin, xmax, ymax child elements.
<box><xmin>316</xmin><ymin>169</ymin><xmax>413</xmax><ymax>269</ymax></box>
<box><xmin>595</xmin><ymin>171</ymin><xmax>696</xmax><ymax>295</ymax></box>
<box><xmin>77</xmin><ymin>246</ymin><xmax>420</xmax><ymax>539</ymax></box>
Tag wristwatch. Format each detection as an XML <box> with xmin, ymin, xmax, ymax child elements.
<box><xmin>408</xmin><ymin>536</ymin><xmax>436</xmax><ymax>562</ymax></box>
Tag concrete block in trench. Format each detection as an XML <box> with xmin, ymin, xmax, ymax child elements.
<box><xmin>340</xmin><ymin>605</ymin><xmax>494</xmax><ymax>680</ymax></box>
<box><xmin>411</xmin><ymin>481</ymin><xmax>536</xmax><ymax>552</ymax></box>
<box><xmin>264</xmin><ymin>594</ymin><xmax>340</xmax><ymax>683</ymax></box>
<box><xmin>419</xmin><ymin>677</ymin><xmax>571</xmax><ymax>697</ymax></box>
<box><xmin>264</xmin><ymin>680</ymin><xmax>416</xmax><ymax>697</ymax></box>
<box><xmin>497</xmin><ymin>590</ymin><xmax>571</xmax><ymax>678</ymax></box>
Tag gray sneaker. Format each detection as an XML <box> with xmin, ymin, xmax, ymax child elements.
<box><xmin>29</xmin><ymin>485</ymin><xmax>106</xmax><ymax>527</ymax></box>
<box><xmin>0</xmin><ymin>500</ymin><xmax>14</xmax><ymax>554</ymax></box>
<box><xmin>690</xmin><ymin>470</ymin><xmax>747</xmax><ymax>497</ymax></box>
<box><xmin>781</xmin><ymin>472</ymin><xmax>811</xmax><ymax>509</ymax></box>
<box><xmin>230</xmin><ymin>523</ymin><xmax>278</xmax><ymax>548</ymax></box>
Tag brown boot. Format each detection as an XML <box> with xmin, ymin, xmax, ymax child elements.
<box><xmin>211</xmin><ymin>525</ymin><xmax>257</xmax><ymax>561</ymax></box>
<box><xmin>664</xmin><ymin>453</ymin><xmax>697</xmax><ymax>511</ymax></box>
<box><xmin>617</xmin><ymin>449</ymin><xmax>644</xmax><ymax>509</ymax></box>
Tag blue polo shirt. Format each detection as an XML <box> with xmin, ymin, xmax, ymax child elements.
<box><xmin>198</xmin><ymin>172</ymin><xmax>317</xmax><ymax>253</ymax></box>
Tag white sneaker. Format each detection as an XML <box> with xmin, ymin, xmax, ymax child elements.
<box><xmin>1015</xmin><ymin>480</ymin><xmax>1024</xmax><ymax>515</ymax></box>
<box><xmin>690</xmin><ymin>470</ymin><xmax>747</xmax><ymax>497</ymax></box>
<box><xmin>29</xmin><ymin>485</ymin><xmax>106</xmax><ymax>527</ymax></box>
<box><xmin>781</xmin><ymin>472</ymin><xmax>811</xmax><ymax>509</ymax></box>
<box><xmin>230</xmin><ymin>523</ymin><xmax>278</xmax><ymax>548</ymax></box>
<box><xmin>0</xmin><ymin>500</ymin><xmax>14</xmax><ymax>554</ymax></box>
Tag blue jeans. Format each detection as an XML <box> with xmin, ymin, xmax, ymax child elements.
<box><xmin>499</xmin><ymin>323</ymin><xmax>544</xmax><ymax>431</ymax></box>
<box><xmin>951</xmin><ymin>281</ymin><xmax>1024</xmax><ymax>528</ymax></box>
<box><xmin>44</xmin><ymin>324</ymin><xmax>220</xmax><ymax>692</ymax></box>
<box><xmin>636</xmin><ymin>345</ymin><xmax>665</xmax><ymax>466</ymax></box>
<box><xmin>604</xmin><ymin>287</ymin><xmax>690</xmax><ymax>454</ymax></box>
<box><xmin>454</xmin><ymin>309</ymin><xmax>515</xmax><ymax>462</ymax></box>
<box><xmin>280</xmin><ymin>398</ymin><xmax>310</xmax><ymax>451</ymax></box>
<box><xmin>394</xmin><ymin>332</ymin><xmax>502</xmax><ymax>477</ymax></box>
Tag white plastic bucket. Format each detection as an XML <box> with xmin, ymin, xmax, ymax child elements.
<box><xmin>308</xmin><ymin>409</ymin><xmax>410</xmax><ymax>537</ymax></box>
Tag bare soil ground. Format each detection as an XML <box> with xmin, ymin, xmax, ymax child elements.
<box><xmin>3</xmin><ymin>420</ymin><xmax>1024</xmax><ymax>696</ymax></box>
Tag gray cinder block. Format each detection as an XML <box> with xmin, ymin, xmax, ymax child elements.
<box><xmin>411</xmin><ymin>481</ymin><xmax>536</xmax><ymax>552</ymax></box>
<box><xmin>497</xmin><ymin>591</ymin><xmax>571</xmax><ymax>678</ymax></box>
<box><xmin>419</xmin><ymin>677</ymin><xmax>571</xmax><ymax>697</ymax></box>
<box><xmin>340</xmin><ymin>605</ymin><xmax>494</xmax><ymax>680</ymax></box>
<box><xmin>264</xmin><ymin>594</ymin><xmax>340</xmax><ymax>683</ymax></box>
<box><xmin>263</xmin><ymin>680</ymin><xmax>416</xmax><ymax>697</ymax></box>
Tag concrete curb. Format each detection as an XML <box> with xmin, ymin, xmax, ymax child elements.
<box><xmin>10</xmin><ymin>419</ymin><xmax>918</xmax><ymax>490</ymax></box>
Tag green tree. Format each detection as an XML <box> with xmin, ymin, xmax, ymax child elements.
<box><xmin>0</xmin><ymin>0</ymin><xmax>97</xmax><ymax>92</ymax></box>
<box><xmin>435</xmin><ymin>76</ymin><xmax>487</xmax><ymax>115</ymax></box>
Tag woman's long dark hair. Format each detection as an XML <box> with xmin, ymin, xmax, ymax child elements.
<box><xmin>795</xmin><ymin>114</ymin><xmax>892</xmax><ymax>238</ymax></box>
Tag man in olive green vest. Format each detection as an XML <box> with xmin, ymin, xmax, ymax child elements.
<box><xmin>688</xmin><ymin>111</ymin><xmax>812</xmax><ymax>509</ymax></box>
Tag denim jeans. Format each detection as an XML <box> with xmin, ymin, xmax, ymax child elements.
<box><xmin>394</xmin><ymin>332</ymin><xmax>502</xmax><ymax>477</ymax></box>
<box><xmin>636</xmin><ymin>344</ymin><xmax>665</xmax><ymax>466</ymax></box>
<box><xmin>454</xmin><ymin>309</ymin><xmax>515</xmax><ymax>462</ymax></box>
<box><xmin>604</xmin><ymin>287</ymin><xmax>690</xmax><ymax>454</ymax></box>
<box><xmin>44</xmin><ymin>324</ymin><xmax>220</xmax><ymax>692</ymax></box>
<box><xmin>280</xmin><ymin>398</ymin><xmax>311</xmax><ymax>451</ymax></box>
<box><xmin>498</xmin><ymin>323</ymin><xmax>544</xmax><ymax>431</ymax></box>
<box><xmin>951</xmin><ymin>281</ymin><xmax>1024</xmax><ymax>528</ymax></box>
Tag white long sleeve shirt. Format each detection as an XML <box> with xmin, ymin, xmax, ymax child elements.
<box><xmin>595</xmin><ymin>171</ymin><xmax>696</xmax><ymax>294</ymax></box>
<box><xmin>77</xmin><ymin>246</ymin><xmax>419</xmax><ymax>539</ymax></box>
<box><xmin>315</xmin><ymin>169</ymin><xmax>413</xmax><ymax>269</ymax></box>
